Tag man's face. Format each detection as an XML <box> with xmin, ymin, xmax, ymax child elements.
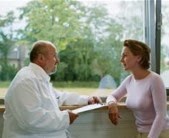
<box><xmin>43</xmin><ymin>46</ymin><xmax>60</xmax><ymax>75</ymax></box>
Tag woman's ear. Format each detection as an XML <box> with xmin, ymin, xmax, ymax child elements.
<box><xmin>136</xmin><ymin>56</ymin><xmax>142</xmax><ymax>62</ymax></box>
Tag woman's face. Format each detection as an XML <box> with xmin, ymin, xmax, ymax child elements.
<box><xmin>120</xmin><ymin>47</ymin><xmax>141</xmax><ymax>71</ymax></box>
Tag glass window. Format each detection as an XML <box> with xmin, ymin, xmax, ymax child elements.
<box><xmin>161</xmin><ymin>0</ymin><xmax>169</xmax><ymax>89</ymax></box>
<box><xmin>0</xmin><ymin>0</ymin><xmax>145</xmax><ymax>98</ymax></box>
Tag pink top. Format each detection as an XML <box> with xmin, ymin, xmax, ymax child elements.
<box><xmin>106</xmin><ymin>72</ymin><xmax>169</xmax><ymax>138</ymax></box>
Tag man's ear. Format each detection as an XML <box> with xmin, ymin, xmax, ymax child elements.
<box><xmin>36</xmin><ymin>53</ymin><xmax>45</xmax><ymax>64</ymax></box>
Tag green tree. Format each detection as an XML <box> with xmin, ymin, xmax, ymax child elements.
<box><xmin>18</xmin><ymin>0</ymin><xmax>85</xmax><ymax>50</ymax></box>
<box><xmin>0</xmin><ymin>12</ymin><xmax>17</xmax><ymax>80</ymax></box>
<box><xmin>16</xmin><ymin>0</ymin><xmax>144</xmax><ymax>86</ymax></box>
<box><xmin>115</xmin><ymin>1</ymin><xmax>144</xmax><ymax>40</ymax></box>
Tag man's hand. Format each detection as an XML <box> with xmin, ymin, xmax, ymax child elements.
<box><xmin>108</xmin><ymin>103</ymin><xmax>121</xmax><ymax>125</ymax></box>
<box><xmin>67</xmin><ymin>110</ymin><xmax>79</xmax><ymax>124</ymax></box>
<box><xmin>88</xmin><ymin>96</ymin><xmax>102</xmax><ymax>104</ymax></box>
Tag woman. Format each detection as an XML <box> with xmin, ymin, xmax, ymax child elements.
<box><xmin>106</xmin><ymin>39</ymin><xmax>169</xmax><ymax>138</ymax></box>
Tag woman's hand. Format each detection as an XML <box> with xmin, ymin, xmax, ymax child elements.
<box><xmin>108</xmin><ymin>103</ymin><xmax>121</xmax><ymax>125</ymax></box>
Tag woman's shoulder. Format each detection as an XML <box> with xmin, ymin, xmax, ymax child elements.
<box><xmin>149</xmin><ymin>71</ymin><xmax>161</xmax><ymax>78</ymax></box>
<box><xmin>122</xmin><ymin>74</ymin><xmax>133</xmax><ymax>84</ymax></box>
<box><xmin>149</xmin><ymin>71</ymin><xmax>163</xmax><ymax>83</ymax></box>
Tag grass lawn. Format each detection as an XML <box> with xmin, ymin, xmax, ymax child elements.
<box><xmin>0</xmin><ymin>81</ymin><xmax>113</xmax><ymax>99</ymax></box>
<box><xmin>0</xmin><ymin>88</ymin><xmax>7</xmax><ymax>99</ymax></box>
<box><xmin>0</xmin><ymin>87</ymin><xmax>112</xmax><ymax>99</ymax></box>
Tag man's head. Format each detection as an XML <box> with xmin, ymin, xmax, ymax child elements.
<box><xmin>30</xmin><ymin>40</ymin><xmax>60</xmax><ymax>75</ymax></box>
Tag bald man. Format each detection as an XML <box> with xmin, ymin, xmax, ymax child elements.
<box><xmin>2</xmin><ymin>40</ymin><xmax>101</xmax><ymax>138</ymax></box>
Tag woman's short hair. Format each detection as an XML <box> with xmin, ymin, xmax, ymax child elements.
<box><xmin>124</xmin><ymin>39</ymin><xmax>151</xmax><ymax>69</ymax></box>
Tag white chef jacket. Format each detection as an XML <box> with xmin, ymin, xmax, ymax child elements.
<box><xmin>2</xmin><ymin>63</ymin><xmax>89</xmax><ymax>138</ymax></box>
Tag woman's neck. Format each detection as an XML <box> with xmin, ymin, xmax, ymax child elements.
<box><xmin>132</xmin><ymin>69</ymin><xmax>150</xmax><ymax>80</ymax></box>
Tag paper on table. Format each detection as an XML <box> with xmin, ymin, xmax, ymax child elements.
<box><xmin>72</xmin><ymin>103</ymin><xmax>106</xmax><ymax>114</ymax></box>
